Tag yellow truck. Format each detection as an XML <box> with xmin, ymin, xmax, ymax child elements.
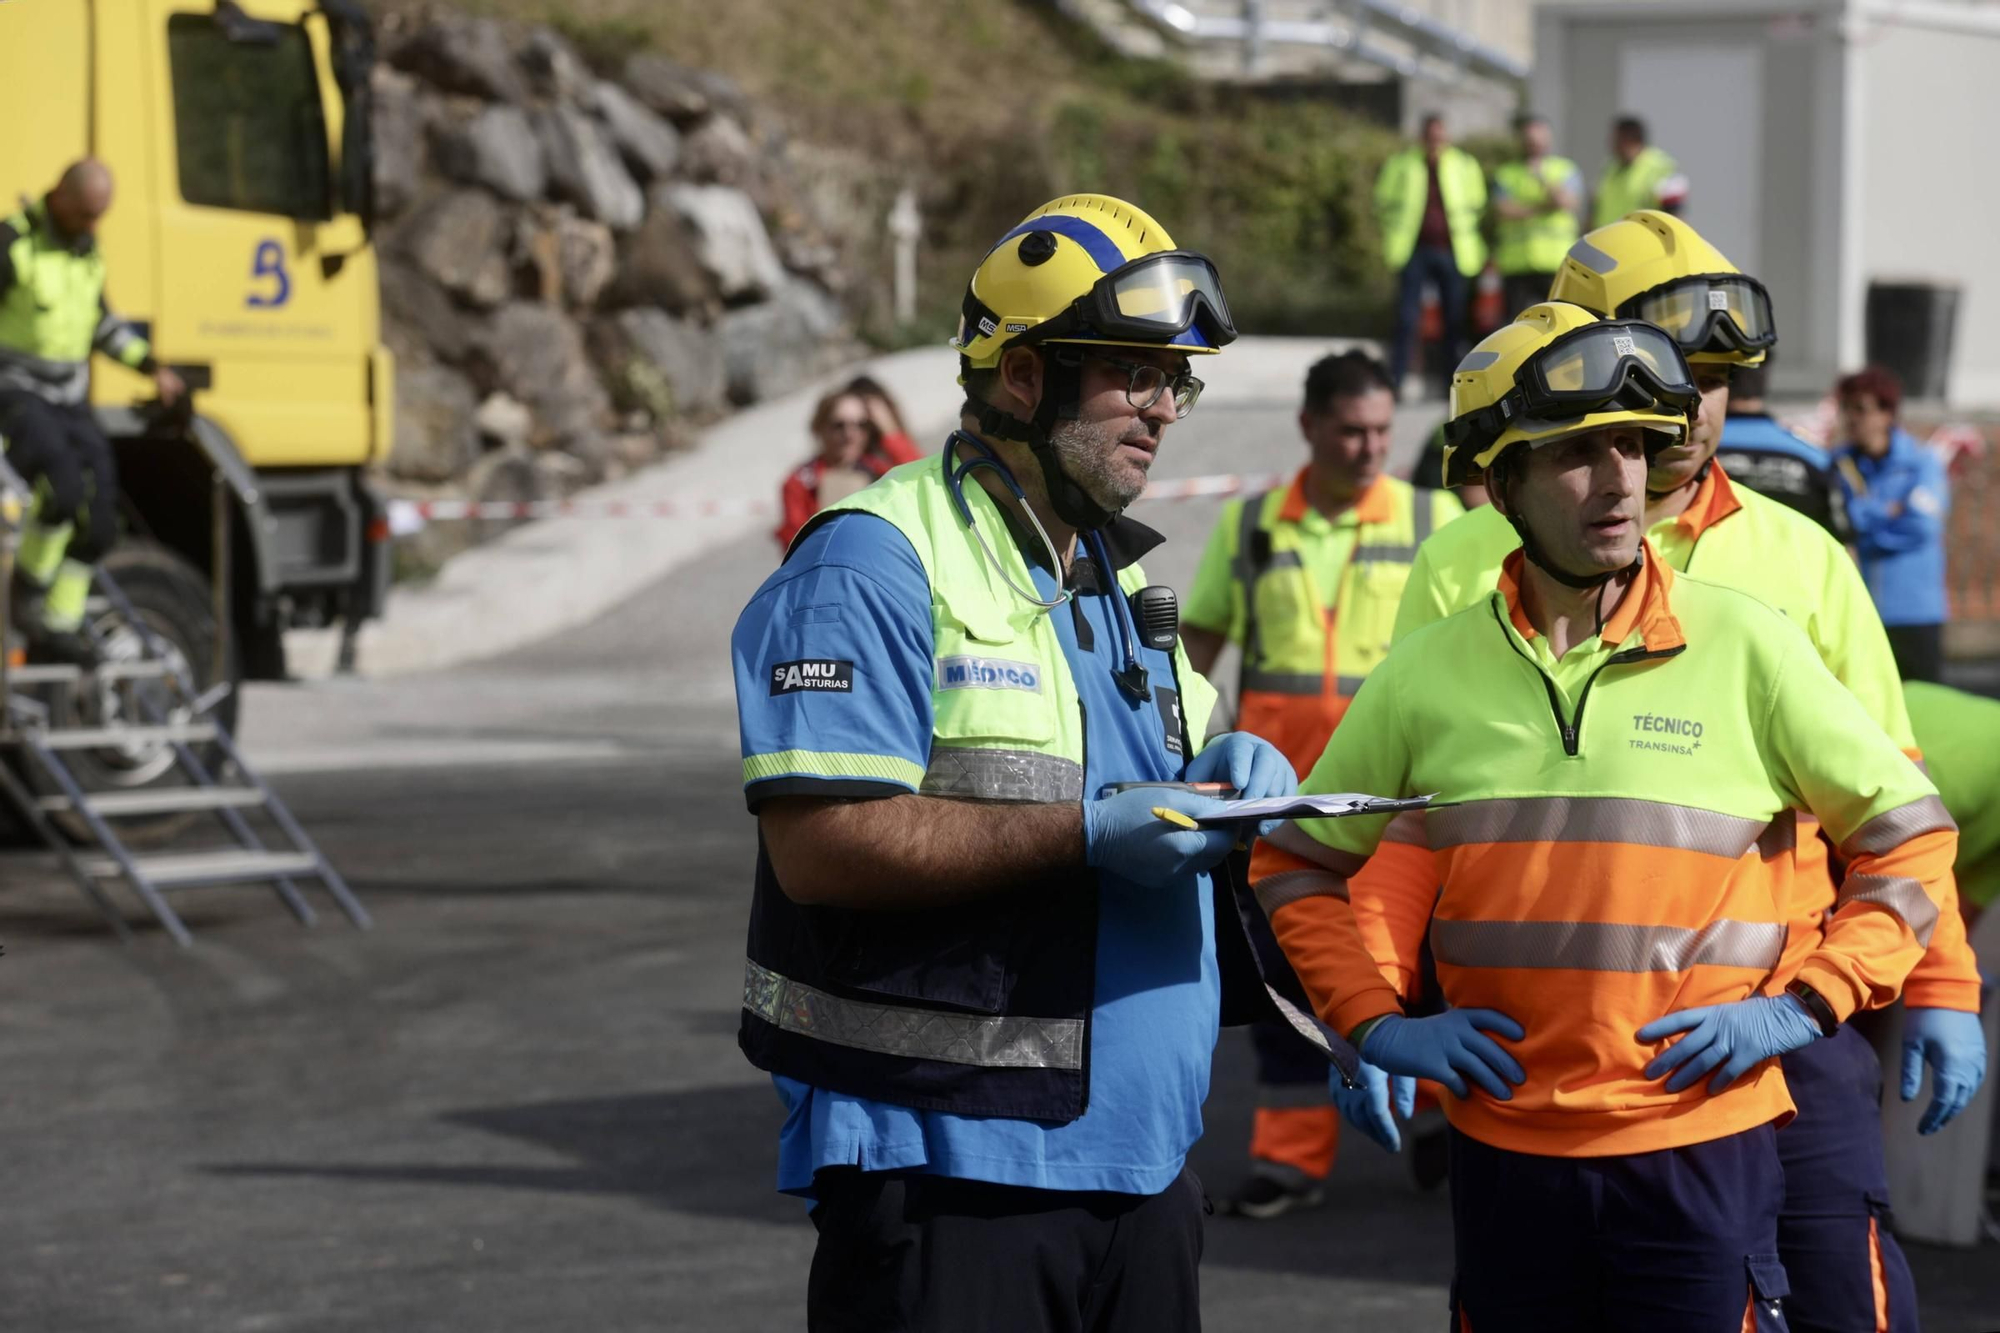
<box><xmin>0</xmin><ymin>0</ymin><xmax>392</xmax><ymax>792</ymax></box>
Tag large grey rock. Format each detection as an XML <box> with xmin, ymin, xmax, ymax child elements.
<box><xmin>534</xmin><ymin>106</ymin><xmax>644</xmax><ymax>232</ymax></box>
<box><xmin>611</xmin><ymin>308</ymin><xmax>728</xmax><ymax>418</ymax></box>
<box><xmin>589</xmin><ymin>80</ymin><xmax>680</xmax><ymax>181</ymax></box>
<box><xmin>603</xmin><ymin>206</ymin><xmax>720</xmax><ymax>315</ymax></box>
<box><xmin>370</xmin><ymin>67</ymin><xmax>427</xmax><ymax>220</ymax></box>
<box><xmin>469</xmin><ymin>302</ymin><xmax>612</xmax><ymax>447</ymax></box>
<box><xmin>390</xmin><ymin>362</ymin><xmax>479</xmax><ymax>483</ymax></box>
<box><xmin>378</xmin><ymin>259</ymin><xmax>471</xmax><ymax>364</ymax></box>
<box><xmin>519</xmin><ymin>27</ymin><xmax>590</xmax><ymax>101</ymax></box>
<box><xmin>717</xmin><ymin>277</ymin><xmax>846</xmax><ymax>406</ymax></box>
<box><xmin>664</xmin><ymin>183</ymin><xmax>786</xmax><ymax>302</ymax></box>
<box><xmin>391</xmin><ymin>16</ymin><xmax>526</xmax><ymax>103</ymax></box>
<box><xmin>403</xmin><ymin>188</ymin><xmax>511</xmax><ymax>308</ymax></box>
<box><xmin>680</xmin><ymin>113</ymin><xmax>758</xmax><ymax>187</ymax></box>
<box><xmin>621</xmin><ymin>53</ymin><xmax>746</xmax><ymax>124</ymax></box>
<box><xmin>434</xmin><ymin>104</ymin><xmax>546</xmax><ymax>204</ymax></box>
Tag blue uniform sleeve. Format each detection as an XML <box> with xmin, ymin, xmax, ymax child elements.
<box><xmin>1847</xmin><ymin>451</ymin><xmax>1948</xmax><ymax>556</ymax></box>
<box><xmin>732</xmin><ymin>513</ymin><xmax>936</xmax><ymax>811</ymax></box>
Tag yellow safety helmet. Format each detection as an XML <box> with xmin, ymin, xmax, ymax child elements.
<box><xmin>1549</xmin><ymin>210</ymin><xmax>1774</xmax><ymax>366</ymax></box>
<box><xmin>952</xmin><ymin>194</ymin><xmax>1235</xmax><ymax>371</ymax></box>
<box><xmin>1441</xmin><ymin>301</ymin><xmax>1698</xmax><ymax>488</ymax></box>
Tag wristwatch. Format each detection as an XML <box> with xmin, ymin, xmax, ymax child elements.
<box><xmin>1785</xmin><ymin>980</ymin><xmax>1840</xmax><ymax>1038</ymax></box>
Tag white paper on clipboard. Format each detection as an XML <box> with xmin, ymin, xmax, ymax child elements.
<box><xmin>1188</xmin><ymin>793</ymin><xmax>1433</xmax><ymax>828</ymax></box>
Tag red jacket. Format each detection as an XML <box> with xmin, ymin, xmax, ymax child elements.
<box><xmin>774</xmin><ymin>433</ymin><xmax>923</xmax><ymax>549</ymax></box>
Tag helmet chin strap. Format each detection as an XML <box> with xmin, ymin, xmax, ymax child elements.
<box><xmin>970</xmin><ymin>351</ymin><xmax>1120</xmax><ymax>532</ymax></box>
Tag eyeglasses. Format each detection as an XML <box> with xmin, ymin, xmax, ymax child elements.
<box><xmin>1063</xmin><ymin>351</ymin><xmax>1205</xmax><ymax>417</ymax></box>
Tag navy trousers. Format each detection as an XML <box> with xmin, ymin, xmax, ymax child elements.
<box><xmin>1778</xmin><ymin>1025</ymin><xmax>1918</xmax><ymax>1333</ymax></box>
<box><xmin>1389</xmin><ymin>244</ymin><xmax>1469</xmax><ymax>399</ymax></box>
<box><xmin>1447</xmin><ymin>1123</ymin><xmax>1790</xmax><ymax>1332</ymax></box>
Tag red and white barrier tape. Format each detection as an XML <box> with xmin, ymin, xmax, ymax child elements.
<box><xmin>385</xmin><ymin>471</ymin><xmax>1295</xmax><ymax>533</ymax></box>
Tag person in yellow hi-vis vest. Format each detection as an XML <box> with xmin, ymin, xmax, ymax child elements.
<box><xmin>1182</xmin><ymin>349</ymin><xmax>1461</xmax><ymax>1216</ymax></box>
<box><xmin>1375</xmin><ymin>114</ymin><xmax>1487</xmax><ymax>402</ymax></box>
<box><xmin>1592</xmin><ymin>114</ymin><xmax>1689</xmax><ymax>227</ymax></box>
<box><xmin>1491</xmin><ymin>114</ymin><xmax>1584</xmax><ymax>317</ymax></box>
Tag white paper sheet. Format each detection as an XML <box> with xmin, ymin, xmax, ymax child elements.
<box><xmin>1188</xmin><ymin>793</ymin><xmax>1432</xmax><ymax>828</ymax></box>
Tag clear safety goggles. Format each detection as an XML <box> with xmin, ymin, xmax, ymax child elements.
<box><xmin>1445</xmin><ymin>319</ymin><xmax>1698</xmax><ymax>453</ymax></box>
<box><xmin>1618</xmin><ymin>273</ymin><xmax>1776</xmax><ymax>357</ymax></box>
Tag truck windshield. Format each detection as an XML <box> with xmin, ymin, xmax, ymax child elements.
<box><xmin>167</xmin><ymin>14</ymin><xmax>332</xmax><ymax>220</ymax></box>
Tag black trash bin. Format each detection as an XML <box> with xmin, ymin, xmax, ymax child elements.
<box><xmin>1865</xmin><ymin>279</ymin><xmax>1961</xmax><ymax>401</ymax></box>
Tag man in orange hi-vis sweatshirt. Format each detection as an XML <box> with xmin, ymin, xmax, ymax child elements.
<box><xmin>1257</xmin><ymin>303</ymin><xmax>1958</xmax><ymax>1332</ymax></box>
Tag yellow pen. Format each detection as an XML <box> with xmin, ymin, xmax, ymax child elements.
<box><xmin>1150</xmin><ymin>805</ymin><xmax>1201</xmax><ymax>830</ymax></box>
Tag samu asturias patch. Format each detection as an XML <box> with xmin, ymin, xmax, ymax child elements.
<box><xmin>770</xmin><ymin>659</ymin><xmax>854</xmax><ymax>695</ymax></box>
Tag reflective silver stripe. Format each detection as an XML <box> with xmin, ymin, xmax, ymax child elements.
<box><xmin>1836</xmin><ymin>874</ymin><xmax>1940</xmax><ymax>947</ymax></box>
<box><xmin>0</xmin><ymin>348</ymin><xmax>87</xmax><ymax>404</ymax></box>
<box><xmin>920</xmin><ymin>746</ymin><xmax>1083</xmax><ymax>802</ymax></box>
<box><xmin>742</xmin><ymin>959</ymin><xmax>1084</xmax><ymax>1070</ymax></box>
<box><xmin>1430</xmin><ymin>918</ymin><xmax>1787</xmax><ymax>973</ymax></box>
<box><xmin>1381</xmin><ymin>809</ymin><xmax>1428</xmax><ymax>846</ymax></box>
<box><xmin>1257</xmin><ymin>1081</ymin><xmax>1332</xmax><ymax>1108</ymax></box>
<box><xmin>1354</xmin><ymin>543</ymin><xmax>1417</xmax><ymax>564</ymax></box>
<box><xmin>1241</xmin><ymin>670</ymin><xmax>1366</xmax><ymax>696</ymax></box>
<box><xmin>1255</xmin><ymin>867</ymin><xmax>1349</xmax><ymax>916</ymax></box>
<box><xmin>1756</xmin><ymin>810</ymin><xmax>1797</xmax><ymax>859</ymax></box>
<box><xmin>1836</xmin><ymin>796</ymin><xmax>1957</xmax><ymax>859</ymax></box>
<box><xmin>1411</xmin><ymin>491</ymin><xmax>1436</xmax><ymax>546</ymax></box>
<box><xmin>1265</xmin><ymin>549</ymin><xmax>1303</xmax><ymax>570</ymax></box>
<box><xmin>1426</xmin><ymin>797</ymin><xmax>1768</xmax><ymax>859</ymax></box>
<box><xmin>1566</xmin><ymin>237</ymin><xmax>1619</xmax><ymax>274</ymax></box>
<box><xmin>1264</xmin><ymin>820</ymin><xmax>1369</xmax><ymax>874</ymax></box>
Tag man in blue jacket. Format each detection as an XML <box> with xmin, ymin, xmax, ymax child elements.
<box><xmin>1833</xmin><ymin>365</ymin><xmax>1951</xmax><ymax>682</ymax></box>
<box><xmin>1716</xmin><ymin>361</ymin><xmax>1849</xmax><ymax>541</ymax></box>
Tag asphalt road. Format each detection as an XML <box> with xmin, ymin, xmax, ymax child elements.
<box><xmin>2</xmin><ymin>393</ymin><xmax>1998</xmax><ymax>1331</ymax></box>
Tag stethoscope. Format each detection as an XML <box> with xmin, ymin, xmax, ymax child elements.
<box><xmin>943</xmin><ymin>432</ymin><xmax>1152</xmax><ymax>700</ymax></box>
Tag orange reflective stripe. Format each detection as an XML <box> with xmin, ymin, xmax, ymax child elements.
<box><xmin>1838</xmin><ymin>874</ymin><xmax>1941</xmax><ymax>946</ymax></box>
<box><xmin>1428</xmin><ymin>796</ymin><xmax>1770</xmax><ymax>859</ymax></box>
<box><xmin>1837</xmin><ymin>794</ymin><xmax>1957</xmax><ymax>858</ymax></box>
<box><xmin>1431</xmin><ymin>917</ymin><xmax>1786</xmax><ymax>973</ymax></box>
<box><xmin>1255</xmin><ymin>867</ymin><xmax>1349</xmax><ymax>916</ymax></box>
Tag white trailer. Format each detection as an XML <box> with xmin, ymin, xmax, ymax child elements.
<box><xmin>1534</xmin><ymin>0</ymin><xmax>2000</xmax><ymax>406</ymax></box>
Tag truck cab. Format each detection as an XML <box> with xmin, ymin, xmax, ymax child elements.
<box><xmin>0</xmin><ymin>0</ymin><xmax>392</xmax><ymax>694</ymax></box>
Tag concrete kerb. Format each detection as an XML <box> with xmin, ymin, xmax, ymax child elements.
<box><xmin>285</xmin><ymin>336</ymin><xmax>1377</xmax><ymax>678</ymax></box>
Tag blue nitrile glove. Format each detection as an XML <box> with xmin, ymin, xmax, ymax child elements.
<box><xmin>1084</xmin><ymin>786</ymin><xmax>1236</xmax><ymax>888</ymax></box>
<box><xmin>1637</xmin><ymin>994</ymin><xmax>1823</xmax><ymax>1094</ymax></box>
<box><xmin>1359</xmin><ymin>1010</ymin><xmax>1526</xmax><ymax>1102</ymax></box>
<box><xmin>1901</xmin><ymin>1007</ymin><xmax>1988</xmax><ymax>1135</ymax></box>
<box><xmin>1184</xmin><ymin>731</ymin><xmax>1297</xmax><ymax>837</ymax></box>
<box><xmin>1331</xmin><ymin>1058</ymin><xmax>1418</xmax><ymax>1152</ymax></box>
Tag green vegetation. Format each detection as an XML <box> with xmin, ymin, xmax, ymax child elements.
<box><xmin>437</xmin><ymin>0</ymin><xmax>1414</xmax><ymax>341</ymax></box>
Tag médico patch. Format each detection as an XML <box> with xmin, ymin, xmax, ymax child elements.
<box><xmin>936</xmin><ymin>655</ymin><xmax>1043</xmax><ymax>694</ymax></box>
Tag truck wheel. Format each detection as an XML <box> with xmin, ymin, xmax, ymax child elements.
<box><xmin>30</xmin><ymin>540</ymin><xmax>241</xmax><ymax>847</ymax></box>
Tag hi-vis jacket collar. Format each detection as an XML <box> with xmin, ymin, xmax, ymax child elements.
<box><xmin>1498</xmin><ymin>538</ymin><xmax>1688</xmax><ymax>654</ymax></box>
<box><xmin>1667</xmin><ymin>459</ymin><xmax>1745</xmax><ymax>542</ymax></box>
<box><xmin>1276</xmin><ymin>470</ymin><xmax>1396</xmax><ymax>526</ymax></box>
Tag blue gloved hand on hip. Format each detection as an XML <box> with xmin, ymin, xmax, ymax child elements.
<box><xmin>1359</xmin><ymin>1010</ymin><xmax>1526</xmax><ymax>1102</ymax></box>
<box><xmin>1637</xmin><ymin>994</ymin><xmax>1823</xmax><ymax>1094</ymax></box>
<box><xmin>1901</xmin><ymin>1006</ymin><xmax>1988</xmax><ymax>1135</ymax></box>
<box><xmin>1083</xmin><ymin>786</ymin><xmax>1235</xmax><ymax>888</ymax></box>
<box><xmin>1183</xmin><ymin>731</ymin><xmax>1297</xmax><ymax>836</ymax></box>
<box><xmin>1332</xmin><ymin>1057</ymin><xmax>1418</xmax><ymax>1152</ymax></box>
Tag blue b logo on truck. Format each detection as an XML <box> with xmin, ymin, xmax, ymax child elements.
<box><xmin>247</xmin><ymin>239</ymin><xmax>291</xmax><ymax>309</ymax></box>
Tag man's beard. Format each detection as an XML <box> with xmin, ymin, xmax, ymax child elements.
<box><xmin>1048</xmin><ymin>416</ymin><xmax>1147</xmax><ymax>513</ymax></box>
